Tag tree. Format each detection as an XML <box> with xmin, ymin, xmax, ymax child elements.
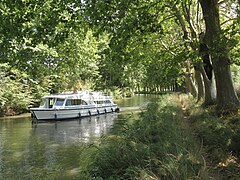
<box><xmin>199</xmin><ymin>0</ymin><xmax>239</xmax><ymax>114</ymax></box>
<box><xmin>55</xmin><ymin>29</ymin><xmax>111</xmax><ymax>91</ymax></box>
<box><xmin>166</xmin><ymin>0</ymin><xmax>216</xmax><ymax>104</ymax></box>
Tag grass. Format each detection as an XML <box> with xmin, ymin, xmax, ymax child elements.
<box><xmin>180</xmin><ymin>94</ymin><xmax>240</xmax><ymax>179</ymax></box>
<box><xmin>72</xmin><ymin>93</ymin><xmax>240</xmax><ymax>179</ymax></box>
<box><xmin>76</xmin><ymin>94</ymin><xmax>206</xmax><ymax>179</ymax></box>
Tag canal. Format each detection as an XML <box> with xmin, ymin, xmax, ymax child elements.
<box><xmin>0</xmin><ymin>94</ymin><xmax>155</xmax><ymax>179</ymax></box>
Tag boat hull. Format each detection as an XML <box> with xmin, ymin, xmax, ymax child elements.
<box><xmin>31</xmin><ymin>105</ymin><xmax>119</xmax><ymax>120</ymax></box>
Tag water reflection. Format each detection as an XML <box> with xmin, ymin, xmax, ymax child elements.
<box><xmin>0</xmin><ymin>113</ymin><xmax>119</xmax><ymax>179</ymax></box>
<box><xmin>32</xmin><ymin>113</ymin><xmax>118</xmax><ymax>144</ymax></box>
<box><xmin>0</xmin><ymin>94</ymin><xmax>157</xmax><ymax>179</ymax></box>
<box><xmin>116</xmin><ymin>94</ymin><xmax>155</xmax><ymax>111</ymax></box>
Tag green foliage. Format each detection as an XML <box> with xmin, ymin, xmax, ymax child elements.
<box><xmin>56</xmin><ymin>29</ymin><xmax>111</xmax><ymax>90</ymax></box>
<box><xmin>188</xmin><ymin>102</ymin><xmax>239</xmax><ymax>154</ymax></box>
<box><xmin>81</xmin><ymin>95</ymin><xmax>203</xmax><ymax>179</ymax></box>
<box><xmin>1</xmin><ymin>0</ymin><xmax>240</xmax><ymax>114</ymax></box>
<box><xmin>0</xmin><ymin>64</ymin><xmax>34</xmax><ymax>115</ymax></box>
<box><xmin>183</xmin><ymin>94</ymin><xmax>240</xmax><ymax>178</ymax></box>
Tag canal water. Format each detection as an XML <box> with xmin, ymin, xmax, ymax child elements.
<box><xmin>0</xmin><ymin>94</ymin><xmax>155</xmax><ymax>179</ymax></box>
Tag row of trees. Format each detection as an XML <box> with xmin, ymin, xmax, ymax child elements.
<box><xmin>0</xmin><ymin>0</ymin><xmax>239</xmax><ymax>114</ymax></box>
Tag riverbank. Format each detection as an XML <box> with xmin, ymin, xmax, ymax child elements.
<box><xmin>73</xmin><ymin>93</ymin><xmax>240</xmax><ymax>179</ymax></box>
<box><xmin>70</xmin><ymin>94</ymin><xmax>200</xmax><ymax>178</ymax></box>
<box><xmin>0</xmin><ymin>113</ymin><xmax>31</xmax><ymax>120</ymax></box>
<box><xmin>180</xmin><ymin>94</ymin><xmax>240</xmax><ymax>179</ymax></box>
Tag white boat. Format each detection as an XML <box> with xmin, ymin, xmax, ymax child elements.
<box><xmin>30</xmin><ymin>91</ymin><xmax>120</xmax><ymax>120</ymax></box>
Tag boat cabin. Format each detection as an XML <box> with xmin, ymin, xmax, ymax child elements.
<box><xmin>40</xmin><ymin>96</ymin><xmax>89</xmax><ymax>109</ymax></box>
<box><xmin>30</xmin><ymin>91</ymin><xmax>119</xmax><ymax>120</ymax></box>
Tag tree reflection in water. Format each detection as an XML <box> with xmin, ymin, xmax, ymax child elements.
<box><xmin>32</xmin><ymin>113</ymin><xmax>118</xmax><ymax>144</ymax></box>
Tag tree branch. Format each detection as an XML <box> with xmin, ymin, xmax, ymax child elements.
<box><xmin>158</xmin><ymin>38</ymin><xmax>176</xmax><ymax>56</ymax></box>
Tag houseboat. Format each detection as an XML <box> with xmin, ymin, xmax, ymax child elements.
<box><xmin>30</xmin><ymin>91</ymin><xmax>120</xmax><ymax>120</ymax></box>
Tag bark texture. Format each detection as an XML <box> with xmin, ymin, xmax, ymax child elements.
<box><xmin>194</xmin><ymin>67</ymin><xmax>204</xmax><ymax>102</ymax></box>
<box><xmin>200</xmin><ymin>66</ymin><xmax>216</xmax><ymax>106</ymax></box>
<box><xmin>200</xmin><ymin>0</ymin><xmax>239</xmax><ymax>114</ymax></box>
<box><xmin>199</xmin><ymin>41</ymin><xmax>215</xmax><ymax>106</ymax></box>
<box><xmin>184</xmin><ymin>61</ymin><xmax>197</xmax><ymax>97</ymax></box>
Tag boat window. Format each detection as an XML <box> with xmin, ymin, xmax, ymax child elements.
<box><xmin>66</xmin><ymin>99</ymin><xmax>73</xmax><ymax>106</ymax></box>
<box><xmin>40</xmin><ymin>98</ymin><xmax>46</xmax><ymax>107</ymax></box>
<box><xmin>73</xmin><ymin>99</ymin><xmax>81</xmax><ymax>105</ymax></box>
<box><xmin>49</xmin><ymin>98</ymin><xmax>55</xmax><ymax>108</ymax></box>
<box><xmin>55</xmin><ymin>98</ymin><xmax>65</xmax><ymax>106</ymax></box>
<box><xmin>81</xmin><ymin>100</ymin><xmax>87</xmax><ymax>105</ymax></box>
<box><xmin>66</xmin><ymin>99</ymin><xmax>87</xmax><ymax>106</ymax></box>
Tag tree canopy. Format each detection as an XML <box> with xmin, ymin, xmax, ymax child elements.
<box><xmin>0</xmin><ymin>0</ymin><xmax>240</xmax><ymax>114</ymax></box>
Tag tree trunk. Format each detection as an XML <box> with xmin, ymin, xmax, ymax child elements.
<box><xmin>199</xmin><ymin>66</ymin><xmax>216</xmax><ymax>106</ymax></box>
<box><xmin>199</xmin><ymin>41</ymin><xmax>216</xmax><ymax>106</ymax></box>
<box><xmin>194</xmin><ymin>67</ymin><xmax>204</xmax><ymax>102</ymax></box>
<box><xmin>184</xmin><ymin>61</ymin><xmax>197</xmax><ymax>97</ymax></box>
<box><xmin>213</xmin><ymin>57</ymin><xmax>239</xmax><ymax>113</ymax></box>
<box><xmin>200</xmin><ymin>0</ymin><xmax>239</xmax><ymax>114</ymax></box>
<box><xmin>185</xmin><ymin>73</ymin><xmax>197</xmax><ymax>98</ymax></box>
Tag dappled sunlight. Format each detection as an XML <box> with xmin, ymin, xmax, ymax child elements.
<box><xmin>218</xmin><ymin>155</ymin><xmax>239</xmax><ymax>168</ymax></box>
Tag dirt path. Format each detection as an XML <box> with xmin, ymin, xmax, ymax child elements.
<box><xmin>177</xmin><ymin>94</ymin><xmax>225</xmax><ymax>180</ymax></box>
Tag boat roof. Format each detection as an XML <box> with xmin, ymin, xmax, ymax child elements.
<box><xmin>42</xmin><ymin>91</ymin><xmax>110</xmax><ymax>99</ymax></box>
<box><xmin>43</xmin><ymin>94</ymin><xmax>75</xmax><ymax>99</ymax></box>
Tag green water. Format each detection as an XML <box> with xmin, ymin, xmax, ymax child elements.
<box><xmin>0</xmin><ymin>94</ymin><xmax>156</xmax><ymax>179</ymax></box>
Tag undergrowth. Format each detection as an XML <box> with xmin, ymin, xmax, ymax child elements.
<box><xmin>77</xmin><ymin>95</ymin><xmax>205</xmax><ymax>179</ymax></box>
<box><xmin>180</xmin><ymin>94</ymin><xmax>240</xmax><ymax>179</ymax></box>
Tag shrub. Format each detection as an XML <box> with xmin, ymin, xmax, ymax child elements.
<box><xmin>185</xmin><ymin>95</ymin><xmax>240</xmax><ymax>179</ymax></box>
<box><xmin>0</xmin><ymin>64</ymin><xmax>34</xmax><ymax>115</ymax></box>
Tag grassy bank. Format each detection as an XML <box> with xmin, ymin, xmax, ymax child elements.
<box><xmin>180</xmin><ymin>95</ymin><xmax>240</xmax><ymax>179</ymax></box>
<box><xmin>75</xmin><ymin>94</ymin><xmax>207</xmax><ymax>179</ymax></box>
